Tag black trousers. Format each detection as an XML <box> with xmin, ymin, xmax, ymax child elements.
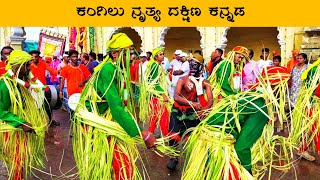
<box><xmin>168</xmin><ymin>105</ymin><xmax>200</xmax><ymax>146</ymax></box>
<box><xmin>44</xmin><ymin>90</ymin><xmax>53</xmax><ymax>123</ymax></box>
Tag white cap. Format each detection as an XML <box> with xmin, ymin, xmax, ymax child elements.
<box><xmin>174</xmin><ymin>50</ymin><xmax>183</xmax><ymax>55</ymax></box>
<box><xmin>180</xmin><ymin>52</ymin><xmax>188</xmax><ymax>57</ymax></box>
<box><xmin>63</xmin><ymin>54</ymin><xmax>69</xmax><ymax>57</ymax></box>
<box><xmin>140</xmin><ymin>52</ymin><xmax>147</xmax><ymax>57</ymax></box>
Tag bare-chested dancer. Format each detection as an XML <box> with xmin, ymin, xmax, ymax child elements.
<box><xmin>167</xmin><ymin>54</ymin><xmax>213</xmax><ymax>171</ymax></box>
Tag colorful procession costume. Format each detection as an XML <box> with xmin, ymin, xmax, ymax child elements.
<box><xmin>167</xmin><ymin>54</ymin><xmax>213</xmax><ymax>171</ymax></box>
<box><xmin>209</xmin><ymin>47</ymin><xmax>268</xmax><ymax>172</ymax></box>
<box><xmin>183</xmin><ymin>46</ymin><xmax>293</xmax><ymax>179</ymax></box>
<box><xmin>0</xmin><ymin>50</ymin><xmax>47</xmax><ymax>180</ymax></box>
<box><xmin>72</xmin><ymin>33</ymin><xmax>144</xmax><ymax>180</ymax></box>
<box><xmin>72</xmin><ymin>34</ymin><xmax>175</xmax><ymax>180</ymax></box>
<box><xmin>168</xmin><ymin>54</ymin><xmax>210</xmax><ymax>144</ymax></box>
<box><xmin>139</xmin><ymin>47</ymin><xmax>170</xmax><ymax>136</ymax></box>
<box><xmin>291</xmin><ymin>58</ymin><xmax>320</xmax><ymax>159</ymax></box>
<box><xmin>255</xmin><ymin>65</ymin><xmax>291</xmax><ymax>132</ymax></box>
<box><xmin>168</xmin><ymin>100</ymin><xmax>200</xmax><ymax>143</ymax></box>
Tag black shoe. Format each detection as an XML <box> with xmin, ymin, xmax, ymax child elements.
<box><xmin>167</xmin><ymin>158</ymin><xmax>178</xmax><ymax>171</ymax></box>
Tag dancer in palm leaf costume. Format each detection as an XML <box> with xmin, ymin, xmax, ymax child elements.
<box><xmin>0</xmin><ymin>50</ymin><xmax>47</xmax><ymax>180</ymax></box>
<box><xmin>72</xmin><ymin>33</ymin><xmax>157</xmax><ymax>180</ymax></box>
<box><xmin>182</xmin><ymin>46</ymin><xmax>269</xmax><ymax>179</ymax></box>
<box><xmin>292</xmin><ymin>57</ymin><xmax>320</xmax><ymax>162</ymax></box>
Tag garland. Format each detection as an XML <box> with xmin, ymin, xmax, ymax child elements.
<box><xmin>88</xmin><ymin>27</ymin><xmax>95</xmax><ymax>51</ymax></box>
<box><xmin>69</xmin><ymin>27</ymin><xmax>77</xmax><ymax>50</ymax></box>
<box><xmin>77</xmin><ymin>27</ymin><xmax>87</xmax><ymax>43</ymax></box>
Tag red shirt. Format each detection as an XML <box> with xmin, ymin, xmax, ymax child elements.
<box><xmin>260</xmin><ymin>66</ymin><xmax>290</xmax><ymax>85</ymax></box>
<box><xmin>30</xmin><ymin>60</ymin><xmax>58</xmax><ymax>85</ymax></box>
<box><xmin>60</xmin><ymin>64</ymin><xmax>91</xmax><ymax>97</ymax></box>
<box><xmin>130</xmin><ymin>60</ymin><xmax>140</xmax><ymax>83</ymax></box>
<box><xmin>207</xmin><ymin>60</ymin><xmax>213</xmax><ymax>76</ymax></box>
<box><xmin>0</xmin><ymin>61</ymin><xmax>7</xmax><ymax>76</ymax></box>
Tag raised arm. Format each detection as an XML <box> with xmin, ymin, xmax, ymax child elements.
<box><xmin>203</xmin><ymin>79</ymin><xmax>213</xmax><ymax>109</ymax></box>
<box><xmin>45</xmin><ymin>63</ymin><xmax>58</xmax><ymax>76</ymax></box>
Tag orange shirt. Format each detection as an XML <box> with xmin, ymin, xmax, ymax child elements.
<box><xmin>207</xmin><ymin>60</ymin><xmax>213</xmax><ymax>76</ymax></box>
<box><xmin>30</xmin><ymin>60</ymin><xmax>58</xmax><ymax>85</ymax></box>
<box><xmin>0</xmin><ymin>61</ymin><xmax>7</xmax><ymax>76</ymax></box>
<box><xmin>60</xmin><ymin>64</ymin><xmax>91</xmax><ymax>97</ymax></box>
<box><xmin>286</xmin><ymin>58</ymin><xmax>298</xmax><ymax>73</ymax></box>
<box><xmin>207</xmin><ymin>59</ymin><xmax>222</xmax><ymax>76</ymax></box>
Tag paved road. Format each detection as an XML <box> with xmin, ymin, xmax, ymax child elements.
<box><xmin>1</xmin><ymin>109</ymin><xmax>320</xmax><ymax>180</ymax></box>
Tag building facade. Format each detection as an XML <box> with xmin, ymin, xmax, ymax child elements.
<box><xmin>1</xmin><ymin>27</ymin><xmax>319</xmax><ymax>63</ymax></box>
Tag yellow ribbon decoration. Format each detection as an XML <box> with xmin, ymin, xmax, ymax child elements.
<box><xmin>6</xmin><ymin>50</ymin><xmax>32</xmax><ymax>70</ymax></box>
<box><xmin>301</xmin><ymin>57</ymin><xmax>320</xmax><ymax>80</ymax></box>
<box><xmin>94</xmin><ymin>33</ymin><xmax>134</xmax><ymax>73</ymax></box>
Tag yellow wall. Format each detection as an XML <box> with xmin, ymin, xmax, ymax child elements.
<box><xmin>225</xmin><ymin>27</ymin><xmax>280</xmax><ymax>60</ymax></box>
<box><xmin>294</xmin><ymin>32</ymin><xmax>304</xmax><ymax>50</ymax></box>
<box><xmin>163</xmin><ymin>27</ymin><xmax>201</xmax><ymax>60</ymax></box>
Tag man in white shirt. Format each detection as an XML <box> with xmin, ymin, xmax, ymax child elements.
<box><xmin>139</xmin><ymin>52</ymin><xmax>148</xmax><ymax>82</ymax></box>
<box><xmin>161</xmin><ymin>57</ymin><xmax>170</xmax><ymax>73</ymax></box>
<box><xmin>172</xmin><ymin>52</ymin><xmax>190</xmax><ymax>81</ymax></box>
<box><xmin>168</xmin><ymin>50</ymin><xmax>182</xmax><ymax>97</ymax></box>
<box><xmin>257</xmin><ymin>48</ymin><xmax>273</xmax><ymax>73</ymax></box>
<box><xmin>170</xmin><ymin>49</ymin><xmax>183</xmax><ymax>71</ymax></box>
<box><xmin>170</xmin><ymin>52</ymin><xmax>190</xmax><ymax>97</ymax></box>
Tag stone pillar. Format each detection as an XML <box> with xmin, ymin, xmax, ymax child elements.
<box><xmin>0</xmin><ymin>28</ymin><xmax>5</xmax><ymax>48</ymax></box>
<box><xmin>143</xmin><ymin>27</ymin><xmax>154</xmax><ymax>52</ymax></box>
<box><xmin>283</xmin><ymin>27</ymin><xmax>297</xmax><ymax>61</ymax></box>
<box><xmin>156</xmin><ymin>27</ymin><xmax>167</xmax><ymax>48</ymax></box>
<box><xmin>56</xmin><ymin>27</ymin><xmax>69</xmax><ymax>52</ymax></box>
<box><xmin>277</xmin><ymin>27</ymin><xmax>286</xmax><ymax>62</ymax></box>
<box><xmin>203</xmin><ymin>27</ymin><xmax>216</xmax><ymax>59</ymax></box>
<box><xmin>216</xmin><ymin>27</ymin><xmax>229</xmax><ymax>57</ymax></box>
<box><xmin>10</xmin><ymin>27</ymin><xmax>26</xmax><ymax>50</ymax></box>
<box><xmin>197</xmin><ymin>27</ymin><xmax>206</xmax><ymax>56</ymax></box>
